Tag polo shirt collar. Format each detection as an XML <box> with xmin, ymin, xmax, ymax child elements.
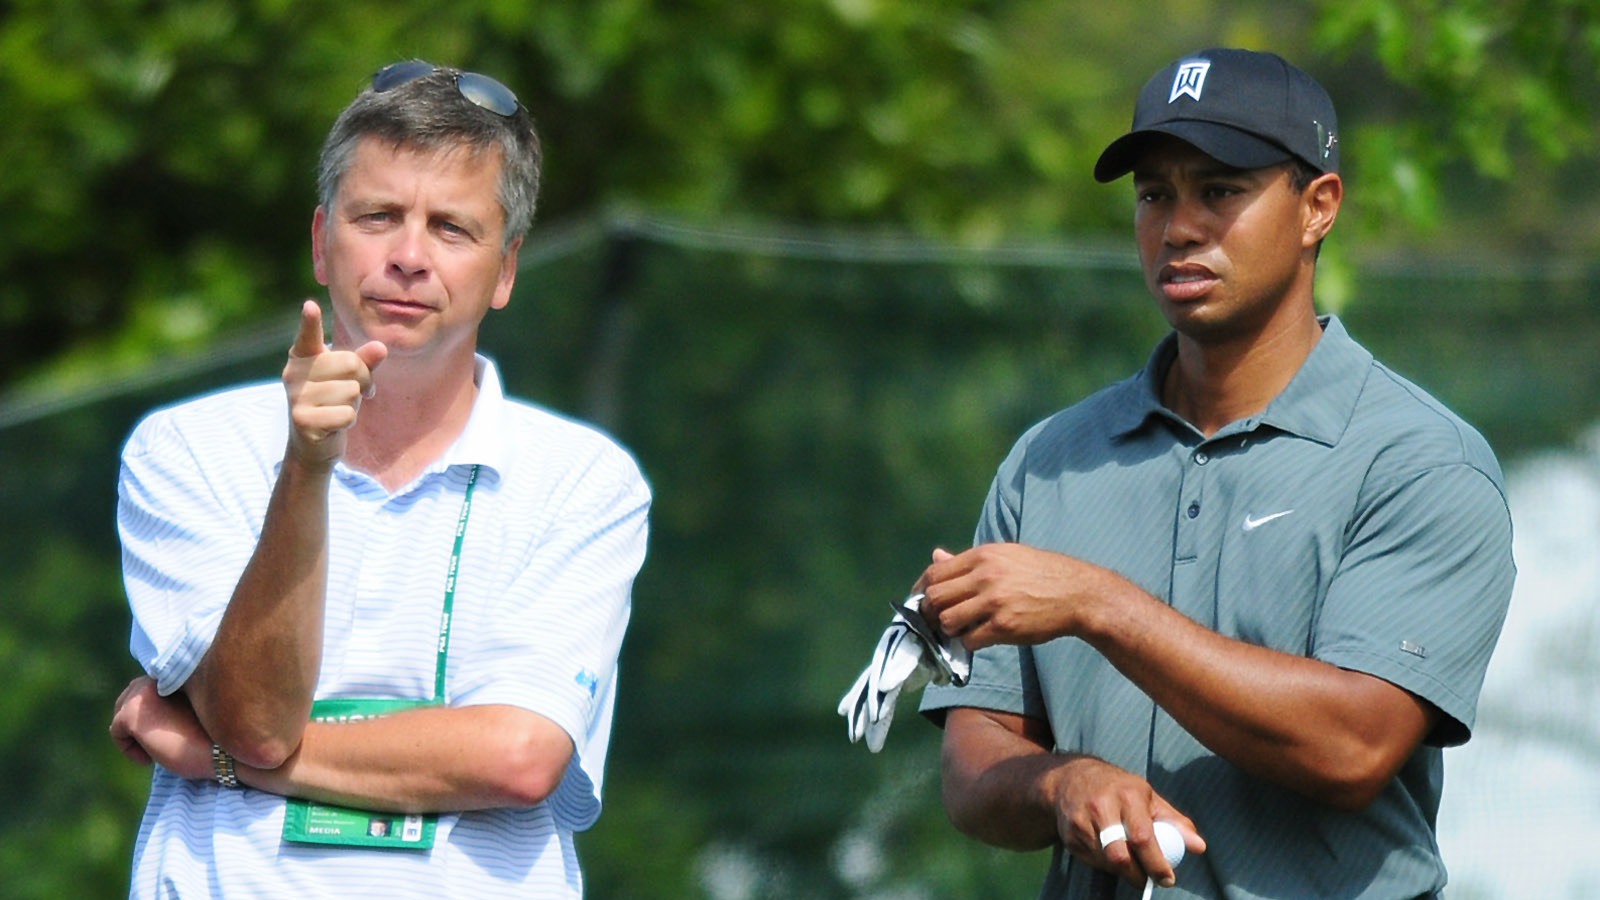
<box><xmin>1257</xmin><ymin>315</ymin><xmax>1370</xmax><ymax>446</ymax></box>
<box><xmin>323</xmin><ymin>354</ymin><xmax>510</xmax><ymax>490</ymax></box>
<box><xmin>436</xmin><ymin>354</ymin><xmax>510</xmax><ymax>477</ymax></box>
<box><xmin>1110</xmin><ymin>342</ymin><xmax>1175</xmax><ymax>438</ymax></box>
<box><xmin>1112</xmin><ymin>315</ymin><xmax>1369</xmax><ymax>447</ymax></box>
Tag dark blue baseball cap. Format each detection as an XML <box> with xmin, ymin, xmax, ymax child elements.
<box><xmin>1094</xmin><ymin>48</ymin><xmax>1340</xmax><ymax>182</ymax></box>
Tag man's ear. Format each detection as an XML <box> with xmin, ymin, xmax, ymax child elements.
<box><xmin>311</xmin><ymin>206</ymin><xmax>329</xmax><ymax>286</ymax></box>
<box><xmin>1302</xmin><ymin>172</ymin><xmax>1343</xmax><ymax>249</ymax></box>
<box><xmin>491</xmin><ymin>235</ymin><xmax>522</xmax><ymax>311</ymax></box>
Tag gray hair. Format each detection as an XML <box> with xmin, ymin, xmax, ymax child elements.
<box><xmin>317</xmin><ymin>63</ymin><xmax>541</xmax><ymax>248</ymax></box>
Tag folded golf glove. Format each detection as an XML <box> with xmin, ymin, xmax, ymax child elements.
<box><xmin>838</xmin><ymin>593</ymin><xmax>972</xmax><ymax>752</ymax></box>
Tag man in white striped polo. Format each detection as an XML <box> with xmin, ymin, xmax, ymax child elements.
<box><xmin>109</xmin><ymin>61</ymin><xmax>650</xmax><ymax>899</ymax></box>
<box><xmin>918</xmin><ymin>49</ymin><xmax>1514</xmax><ymax>899</ymax></box>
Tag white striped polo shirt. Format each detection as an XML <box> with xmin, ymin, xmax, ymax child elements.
<box><xmin>118</xmin><ymin>355</ymin><xmax>650</xmax><ymax>899</ymax></box>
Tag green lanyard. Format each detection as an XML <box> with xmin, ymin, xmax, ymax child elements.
<box><xmin>283</xmin><ymin>464</ymin><xmax>483</xmax><ymax>850</ymax></box>
<box><xmin>433</xmin><ymin>463</ymin><xmax>480</xmax><ymax>702</ymax></box>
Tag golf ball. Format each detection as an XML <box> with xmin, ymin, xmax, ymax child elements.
<box><xmin>1153</xmin><ymin>820</ymin><xmax>1185</xmax><ymax>867</ymax></box>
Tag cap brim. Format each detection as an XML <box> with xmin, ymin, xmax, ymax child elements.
<box><xmin>1093</xmin><ymin>121</ymin><xmax>1296</xmax><ymax>182</ymax></box>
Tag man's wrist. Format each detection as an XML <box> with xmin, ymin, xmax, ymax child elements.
<box><xmin>279</xmin><ymin>444</ymin><xmax>340</xmax><ymax>479</ymax></box>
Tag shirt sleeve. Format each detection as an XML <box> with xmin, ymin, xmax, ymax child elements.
<box><xmin>1313</xmin><ymin>462</ymin><xmax>1515</xmax><ymax>746</ymax></box>
<box><xmin>118</xmin><ymin>411</ymin><xmax>270</xmax><ymax>695</ymax></box>
<box><xmin>449</xmin><ymin>446</ymin><xmax>651</xmax><ymax>832</ymax></box>
<box><xmin>921</xmin><ymin>435</ymin><xmax>1046</xmax><ymax>725</ymax></box>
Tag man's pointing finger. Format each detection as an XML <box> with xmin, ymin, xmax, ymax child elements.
<box><xmin>290</xmin><ymin>300</ymin><xmax>327</xmax><ymax>358</ymax></box>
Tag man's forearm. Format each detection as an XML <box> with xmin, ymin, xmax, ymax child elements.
<box><xmin>188</xmin><ymin>455</ymin><xmax>333</xmax><ymax>769</ymax></box>
<box><xmin>1079</xmin><ymin>592</ymin><xmax>1432</xmax><ymax>809</ymax></box>
<box><xmin>111</xmin><ymin>683</ymin><xmax>575</xmax><ymax>815</ymax></box>
<box><xmin>945</xmin><ymin>749</ymin><xmax>1071</xmax><ymax>851</ymax></box>
<box><xmin>184</xmin><ymin>301</ymin><xmax>384</xmax><ymax>769</ymax></box>
<box><xmin>237</xmin><ymin>705</ymin><xmax>575</xmax><ymax>813</ymax></box>
<box><xmin>940</xmin><ymin>708</ymin><xmax>1067</xmax><ymax>851</ymax></box>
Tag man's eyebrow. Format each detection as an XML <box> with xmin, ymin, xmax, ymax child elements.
<box><xmin>433</xmin><ymin>207</ymin><xmax>490</xmax><ymax>236</ymax></box>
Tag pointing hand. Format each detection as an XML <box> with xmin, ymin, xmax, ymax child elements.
<box><xmin>281</xmin><ymin>300</ymin><xmax>387</xmax><ymax>466</ymax></box>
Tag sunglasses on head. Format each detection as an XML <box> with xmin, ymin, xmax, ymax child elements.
<box><xmin>370</xmin><ymin>60</ymin><xmax>520</xmax><ymax>117</ymax></box>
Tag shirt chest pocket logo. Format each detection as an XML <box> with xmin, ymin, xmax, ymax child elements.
<box><xmin>1241</xmin><ymin>509</ymin><xmax>1295</xmax><ymax>531</ymax></box>
<box><xmin>1219</xmin><ymin>513</ymin><xmax>1327</xmax><ymax>653</ymax></box>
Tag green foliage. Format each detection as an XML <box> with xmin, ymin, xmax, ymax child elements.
<box><xmin>5</xmin><ymin>0</ymin><xmax>1596</xmax><ymax>400</ymax></box>
<box><xmin>1312</xmin><ymin>0</ymin><xmax>1600</xmax><ymax>244</ymax></box>
<box><xmin>0</xmin><ymin>413</ymin><xmax>161</xmax><ymax>898</ymax></box>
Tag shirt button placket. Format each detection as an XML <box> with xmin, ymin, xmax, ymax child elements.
<box><xmin>1185</xmin><ymin>447</ymin><xmax>1208</xmax><ymax>520</ymax></box>
<box><xmin>1173</xmin><ymin>447</ymin><xmax>1208</xmax><ymax>564</ymax></box>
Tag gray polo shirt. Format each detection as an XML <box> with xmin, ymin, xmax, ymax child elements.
<box><xmin>921</xmin><ymin>316</ymin><xmax>1515</xmax><ymax>900</ymax></box>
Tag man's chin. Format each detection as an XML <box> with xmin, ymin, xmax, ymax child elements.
<box><xmin>1160</xmin><ymin>304</ymin><xmax>1259</xmax><ymax>347</ymax></box>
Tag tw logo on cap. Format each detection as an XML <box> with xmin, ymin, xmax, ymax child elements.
<box><xmin>1169</xmin><ymin>60</ymin><xmax>1211</xmax><ymax>103</ymax></box>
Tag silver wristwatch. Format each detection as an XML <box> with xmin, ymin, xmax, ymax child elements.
<box><xmin>211</xmin><ymin>743</ymin><xmax>240</xmax><ymax>788</ymax></box>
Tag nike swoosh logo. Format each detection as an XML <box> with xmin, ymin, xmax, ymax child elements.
<box><xmin>1242</xmin><ymin>510</ymin><xmax>1295</xmax><ymax>532</ymax></box>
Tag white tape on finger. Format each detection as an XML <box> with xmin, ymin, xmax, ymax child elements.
<box><xmin>1098</xmin><ymin>823</ymin><xmax>1128</xmax><ymax>848</ymax></box>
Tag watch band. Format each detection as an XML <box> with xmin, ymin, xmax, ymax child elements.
<box><xmin>211</xmin><ymin>743</ymin><xmax>240</xmax><ymax>788</ymax></box>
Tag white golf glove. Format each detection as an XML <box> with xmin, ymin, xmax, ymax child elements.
<box><xmin>838</xmin><ymin>593</ymin><xmax>972</xmax><ymax>752</ymax></box>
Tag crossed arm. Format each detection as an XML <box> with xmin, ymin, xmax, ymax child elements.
<box><xmin>111</xmin><ymin>678</ymin><xmax>573</xmax><ymax>813</ymax></box>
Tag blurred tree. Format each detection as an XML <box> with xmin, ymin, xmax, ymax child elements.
<box><xmin>1311</xmin><ymin>0</ymin><xmax>1600</xmax><ymax>246</ymax></box>
<box><xmin>2</xmin><ymin>0</ymin><xmax>1597</xmax><ymax>398</ymax></box>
